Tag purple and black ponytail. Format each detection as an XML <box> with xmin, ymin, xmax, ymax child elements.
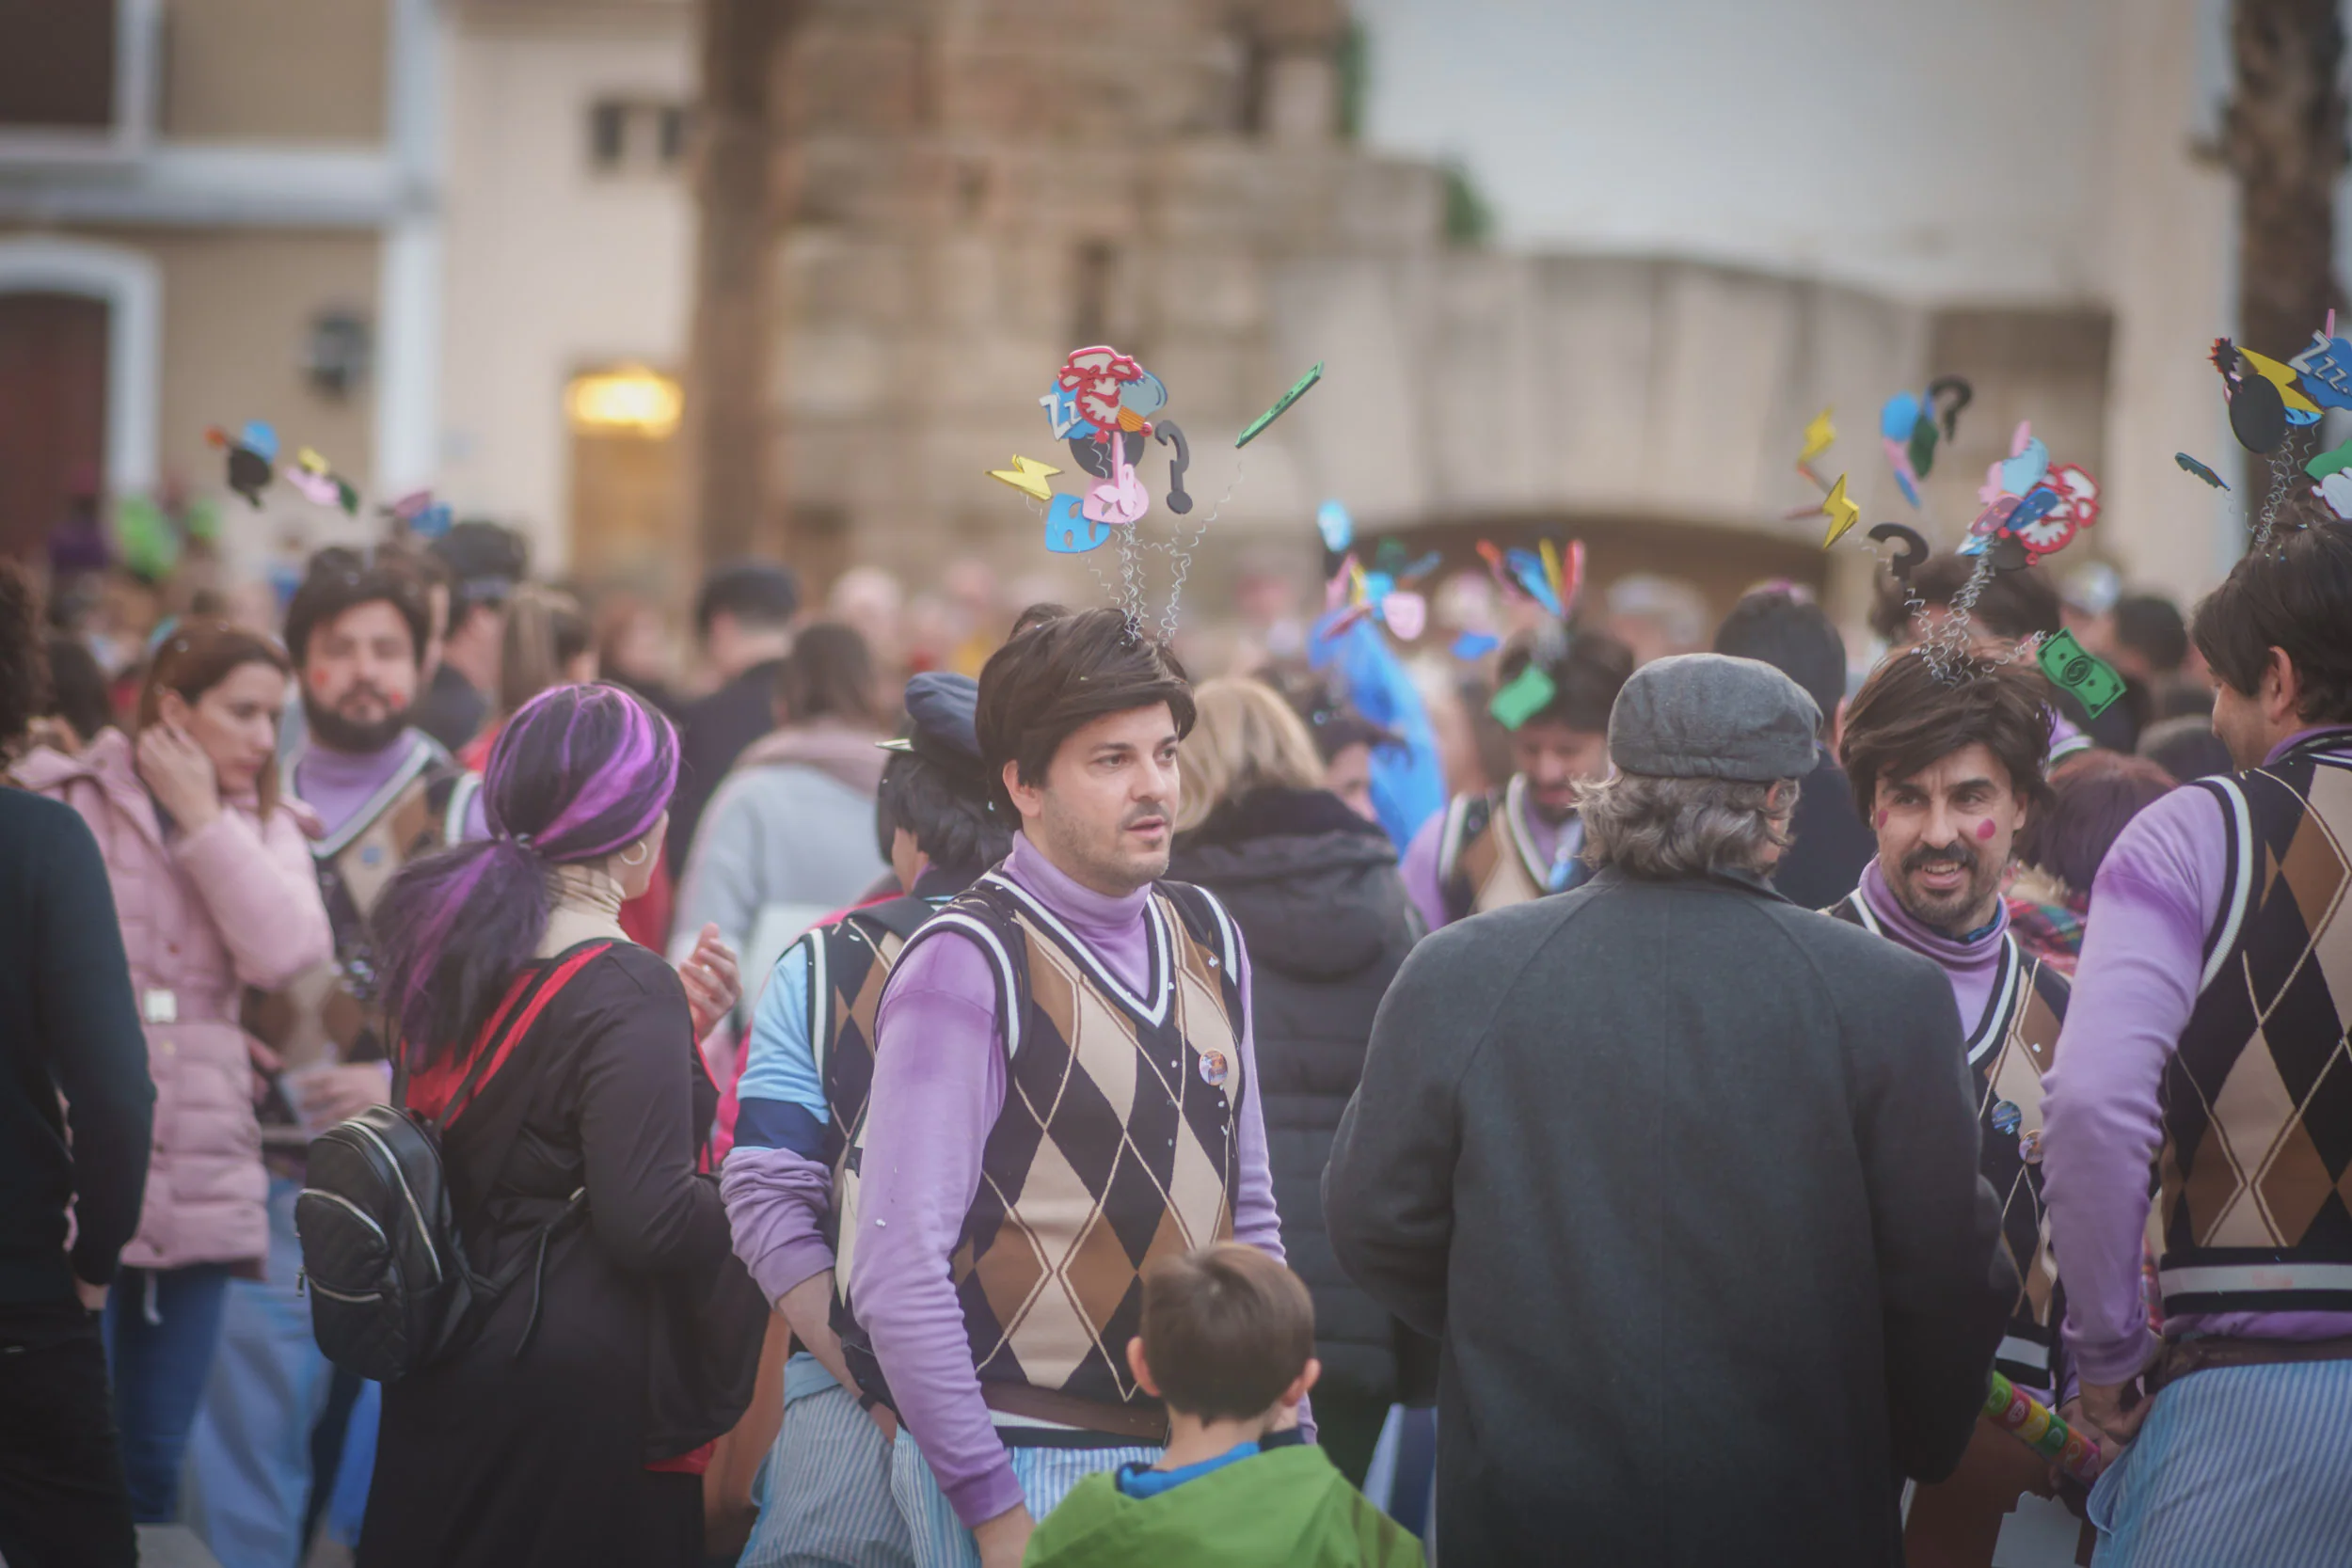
<box><xmin>371</xmin><ymin>682</ymin><xmax>677</xmax><ymax>1069</ymax></box>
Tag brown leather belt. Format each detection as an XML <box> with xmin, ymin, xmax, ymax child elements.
<box><xmin>2149</xmin><ymin>1335</ymin><xmax>2352</xmax><ymax>1393</ymax></box>
<box><xmin>980</xmin><ymin>1382</ymin><xmax>1168</xmax><ymax>1445</ymax></box>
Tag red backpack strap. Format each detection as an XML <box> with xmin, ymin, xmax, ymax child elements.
<box><xmin>413</xmin><ymin>942</ymin><xmax>615</xmax><ymax>1129</ymax></box>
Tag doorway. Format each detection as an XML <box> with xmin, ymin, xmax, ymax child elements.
<box><xmin>0</xmin><ymin>291</ymin><xmax>107</xmax><ymax>562</ymax></box>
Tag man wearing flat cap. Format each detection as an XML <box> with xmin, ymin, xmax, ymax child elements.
<box><xmin>1327</xmin><ymin>653</ymin><xmax>2014</xmax><ymax>1566</ymax></box>
<box><xmin>721</xmin><ymin>671</ymin><xmax>1015</xmax><ymax>1564</ymax></box>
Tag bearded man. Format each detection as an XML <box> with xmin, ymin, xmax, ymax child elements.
<box><xmin>1831</xmin><ymin>650</ymin><xmax>2080</xmax><ymax>1561</ymax></box>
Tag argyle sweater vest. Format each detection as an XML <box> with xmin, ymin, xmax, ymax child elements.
<box><xmin>2156</xmin><ymin>732</ymin><xmax>2352</xmax><ymax>1315</ymax></box>
<box><xmin>836</xmin><ymin>872</ymin><xmax>1246</xmax><ymax>1430</ymax></box>
<box><xmin>803</xmin><ymin>895</ymin><xmax>934</xmax><ymax>1247</ymax></box>
<box><xmin>1438</xmin><ymin>775</ymin><xmax>1578</xmax><ymax>923</ymax></box>
<box><xmin>1829</xmin><ymin>892</ymin><xmax>2073</xmax><ymax>1386</ymax></box>
<box><xmin>245</xmin><ymin>740</ymin><xmax>467</xmax><ymax>1089</ymax></box>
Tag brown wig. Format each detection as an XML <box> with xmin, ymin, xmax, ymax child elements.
<box><xmin>137</xmin><ymin>620</ymin><xmax>294</xmax><ymax>817</ymax></box>
<box><xmin>2191</xmin><ymin>515</ymin><xmax>2352</xmax><ymax>726</ymax></box>
<box><xmin>975</xmin><ymin>606</ymin><xmax>1194</xmax><ymax>817</ymax></box>
<box><xmin>1494</xmin><ymin>627</ymin><xmax>1635</xmax><ymax>733</ymax></box>
<box><xmin>1869</xmin><ymin>552</ymin><xmax>2063</xmax><ymax>644</ymax></box>
<box><xmin>283</xmin><ymin>547</ymin><xmax>434</xmax><ymax>670</ymax></box>
<box><xmin>1838</xmin><ymin>650</ymin><xmax>2056</xmax><ymax>826</ymax></box>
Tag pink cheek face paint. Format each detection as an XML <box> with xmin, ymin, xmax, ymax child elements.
<box><xmin>1874</xmin><ymin>809</ymin><xmax>1890</xmax><ymax>830</ymax></box>
<box><xmin>1975</xmin><ymin>817</ymin><xmax>1998</xmax><ymax>841</ymax></box>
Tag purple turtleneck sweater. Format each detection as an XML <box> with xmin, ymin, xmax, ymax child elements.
<box><xmin>845</xmin><ymin>834</ymin><xmax>1295</xmax><ymax>1528</ymax></box>
<box><xmin>291</xmin><ymin>730</ymin><xmax>483</xmax><ymax>843</ymax></box>
<box><xmin>2042</xmin><ymin>727</ymin><xmax>2352</xmax><ymax>1386</ymax></box>
<box><xmin>1850</xmin><ymin>859</ymin><xmax>2008</xmax><ymax>1033</ymax></box>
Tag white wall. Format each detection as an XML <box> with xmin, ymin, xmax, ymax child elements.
<box><xmin>1354</xmin><ymin>0</ymin><xmax>2250</xmax><ymax>600</ymax></box>
<box><xmin>1352</xmin><ymin>0</ymin><xmax>2114</xmax><ymax>303</ymax></box>
<box><xmin>437</xmin><ymin>8</ymin><xmax>694</xmax><ymax>570</ymax></box>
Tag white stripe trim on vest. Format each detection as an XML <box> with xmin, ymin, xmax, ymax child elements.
<box><xmin>1435</xmin><ymin>791</ymin><xmax>1478</xmax><ymax>889</ymax></box>
<box><xmin>1196</xmin><ymin>885</ymin><xmax>1241</xmax><ymax>978</ymax></box>
<box><xmin>1500</xmin><ymin>773</ymin><xmax>1553</xmax><ymax>892</ymax></box>
<box><xmin>911</xmin><ymin>911</ymin><xmax>1026</xmax><ymax>1060</ymax></box>
<box><xmin>2161</xmin><ymin>1261</ymin><xmax>2352</xmax><ymax>1296</ymax></box>
<box><xmin>2199</xmin><ymin>776</ymin><xmax>2256</xmax><ymax>996</ymax></box>
<box><xmin>803</xmin><ymin>929</ymin><xmax>832</xmax><ymax>1079</ymax></box>
<box><xmin>1996</xmin><ymin>1334</ymin><xmax>2053</xmax><ymax>1372</ymax></box>
<box><xmin>980</xmin><ymin>873</ymin><xmax>1172</xmax><ymax>1029</ymax></box>
<box><xmin>1966</xmin><ymin>936</ymin><xmax>2023</xmax><ymax>1068</ymax></box>
<box><xmin>441</xmin><ymin>770</ymin><xmax>481</xmax><ymax>845</ymax></box>
<box><xmin>295</xmin><ymin>732</ymin><xmax>443</xmax><ymax>860</ymax></box>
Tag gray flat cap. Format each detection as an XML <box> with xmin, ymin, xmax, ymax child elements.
<box><xmin>1608</xmin><ymin>653</ymin><xmax>1820</xmax><ymax>783</ymax></box>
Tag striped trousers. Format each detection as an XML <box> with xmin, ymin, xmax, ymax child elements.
<box><xmin>740</xmin><ymin>1371</ymin><xmax>912</xmax><ymax>1568</ymax></box>
<box><xmin>2087</xmin><ymin>1360</ymin><xmax>2352</xmax><ymax>1567</ymax></box>
<box><xmin>889</xmin><ymin>1436</ymin><xmax>1157</xmax><ymax>1568</ymax></box>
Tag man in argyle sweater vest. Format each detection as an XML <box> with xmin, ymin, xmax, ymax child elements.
<box><xmin>1832</xmin><ymin>647</ymin><xmax>2089</xmax><ymax>1561</ymax></box>
<box><xmin>841</xmin><ymin>609</ymin><xmax>1300</xmax><ymax>1568</ymax></box>
<box><xmin>2044</xmin><ymin>520</ymin><xmax>2352</xmax><ymax>1566</ymax></box>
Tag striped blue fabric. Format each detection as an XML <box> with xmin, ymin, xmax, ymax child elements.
<box><xmin>889</xmin><ymin>1437</ymin><xmax>1160</xmax><ymax>1568</ymax></box>
<box><xmin>740</xmin><ymin>1370</ymin><xmax>914</xmax><ymax>1568</ymax></box>
<box><xmin>2087</xmin><ymin>1360</ymin><xmax>2352</xmax><ymax>1567</ymax></box>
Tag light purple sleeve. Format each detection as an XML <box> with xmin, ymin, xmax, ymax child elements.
<box><xmin>1224</xmin><ymin>935</ymin><xmax>1315</xmax><ymax>1441</ymax></box>
<box><xmin>1399</xmin><ymin>809</ymin><xmax>1450</xmax><ymax>933</ymax></box>
<box><xmin>2039</xmin><ymin>785</ymin><xmax>2224</xmax><ymax>1386</ymax></box>
<box><xmin>720</xmin><ymin>1146</ymin><xmax>835</xmax><ymax>1306</ymax></box>
<box><xmin>844</xmin><ymin>930</ymin><xmax>1020</xmax><ymax>1529</ymax></box>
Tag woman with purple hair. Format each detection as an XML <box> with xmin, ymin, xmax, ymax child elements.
<box><xmin>357</xmin><ymin>684</ymin><xmax>764</xmax><ymax>1568</ymax></box>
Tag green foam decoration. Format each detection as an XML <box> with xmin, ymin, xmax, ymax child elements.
<box><xmin>2037</xmin><ymin>629</ymin><xmax>2126</xmax><ymax>720</ymax></box>
<box><xmin>2304</xmin><ymin>436</ymin><xmax>2352</xmax><ymax>482</ymax></box>
<box><xmin>1235</xmin><ymin>361</ymin><xmax>1324</xmax><ymax>449</ymax></box>
<box><xmin>1488</xmin><ymin>665</ymin><xmax>1557</xmax><ymax>731</ymax></box>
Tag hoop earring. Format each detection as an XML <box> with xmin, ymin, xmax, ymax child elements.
<box><xmin>619</xmin><ymin>841</ymin><xmax>650</xmax><ymax>867</ymax></box>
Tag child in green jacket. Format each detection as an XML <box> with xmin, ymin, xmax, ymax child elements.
<box><xmin>1024</xmin><ymin>1243</ymin><xmax>1423</xmax><ymax>1568</ymax></box>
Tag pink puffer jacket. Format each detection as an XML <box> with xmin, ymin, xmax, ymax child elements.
<box><xmin>16</xmin><ymin>731</ymin><xmax>332</xmax><ymax>1271</ymax></box>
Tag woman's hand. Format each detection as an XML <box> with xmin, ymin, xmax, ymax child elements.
<box><xmin>679</xmin><ymin>924</ymin><xmax>741</xmax><ymax>1040</ymax></box>
<box><xmin>136</xmin><ymin>723</ymin><xmax>222</xmax><ymax>832</ymax></box>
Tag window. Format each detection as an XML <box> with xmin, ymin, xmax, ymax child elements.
<box><xmin>586</xmin><ymin>98</ymin><xmax>690</xmax><ymax>177</ymax></box>
<box><xmin>0</xmin><ymin>0</ymin><xmax>157</xmax><ymax>162</ymax></box>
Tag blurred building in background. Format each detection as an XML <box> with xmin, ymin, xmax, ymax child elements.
<box><xmin>440</xmin><ymin>0</ymin><xmax>695</xmax><ymax>594</ymax></box>
<box><xmin>0</xmin><ymin>0</ymin><xmax>439</xmax><ymax>573</ymax></box>
<box><xmin>694</xmin><ymin>0</ymin><xmax>2253</xmax><ymax>627</ymax></box>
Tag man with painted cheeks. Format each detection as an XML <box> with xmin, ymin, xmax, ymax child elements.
<box><xmin>836</xmin><ymin>606</ymin><xmax>1301</xmax><ymax>1568</ymax></box>
<box><xmin>1828</xmin><ymin>650</ymin><xmax>2078</xmax><ymax>1556</ymax></box>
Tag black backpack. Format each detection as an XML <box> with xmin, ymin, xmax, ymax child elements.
<box><xmin>294</xmin><ymin>948</ymin><xmax>602</xmax><ymax>1382</ymax></box>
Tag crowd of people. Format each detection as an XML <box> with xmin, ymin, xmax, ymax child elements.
<box><xmin>1</xmin><ymin>492</ymin><xmax>2347</xmax><ymax>1568</ymax></box>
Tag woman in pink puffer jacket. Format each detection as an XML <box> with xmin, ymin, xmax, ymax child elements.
<box><xmin>15</xmin><ymin>620</ymin><xmax>331</xmax><ymax>1523</ymax></box>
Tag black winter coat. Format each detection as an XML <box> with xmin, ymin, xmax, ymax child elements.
<box><xmin>1170</xmin><ymin>787</ymin><xmax>1422</xmax><ymax>1399</ymax></box>
<box><xmin>1326</xmin><ymin>868</ymin><xmax>2015</xmax><ymax>1567</ymax></box>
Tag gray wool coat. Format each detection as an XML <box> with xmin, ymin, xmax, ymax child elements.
<box><xmin>1326</xmin><ymin>866</ymin><xmax>2014</xmax><ymax>1567</ymax></box>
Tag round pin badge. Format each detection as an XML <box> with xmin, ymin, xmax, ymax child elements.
<box><xmin>1990</xmin><ymin>1100</ymin><xmax>2023</xmax><ymax>1136</ymax></box>
<box><xmin>1198</xmin><ymin>1050</ymin><xmax>1230</xmax><ymax>1089</ymax></box>
<box><xmin>2018</xmin><ymin>1129</ymin><xmax>2043</xmax><ymax>1165</ymax></box>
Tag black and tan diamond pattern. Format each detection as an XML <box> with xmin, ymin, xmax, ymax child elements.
<box><xmin>943</xmin><ymin>879</ymin><xmax>1242</xmax><ymax>1409</ymax></box>
<box><xmin>2160</xmin><ymin>750</ymin><xmax>2352</xmax><ymax>1309</ymax></box>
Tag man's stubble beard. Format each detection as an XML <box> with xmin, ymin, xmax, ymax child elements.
<box><xmin>302</xmin><ymin>689</ymin><xmax>412</xmax><ymax>755</ymax></box>
<box><xmin>1887</xmin><ymin>842</ymin><xmax>2004</xmax><ymax>935</ymax></box>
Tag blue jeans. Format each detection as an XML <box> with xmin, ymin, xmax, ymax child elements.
<box><xmin>102</xmin><ymin>1262</ymin><xmax>233</xmax><ymax>1523</ymax></box>
<box><xmin>185</xmin><ymin>1175</ymin><xmax>377</xmax><ymax>1568</ymax></box>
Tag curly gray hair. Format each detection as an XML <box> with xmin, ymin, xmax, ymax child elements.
<box><xmin>1574</xmin><ymin>772</ymin><xmax>1799</xmax><ymax>880</ymax></box>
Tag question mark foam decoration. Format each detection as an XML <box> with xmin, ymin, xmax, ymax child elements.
<box><xmin>1867</xmin><ymin>522</ymin><xmax>1930</xmax><ymax>583</ymax></box>
<box><xmin>1155</xmin><ymin>422</ymin><xmax>1193</xmax><ymax>515</ymax></box>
